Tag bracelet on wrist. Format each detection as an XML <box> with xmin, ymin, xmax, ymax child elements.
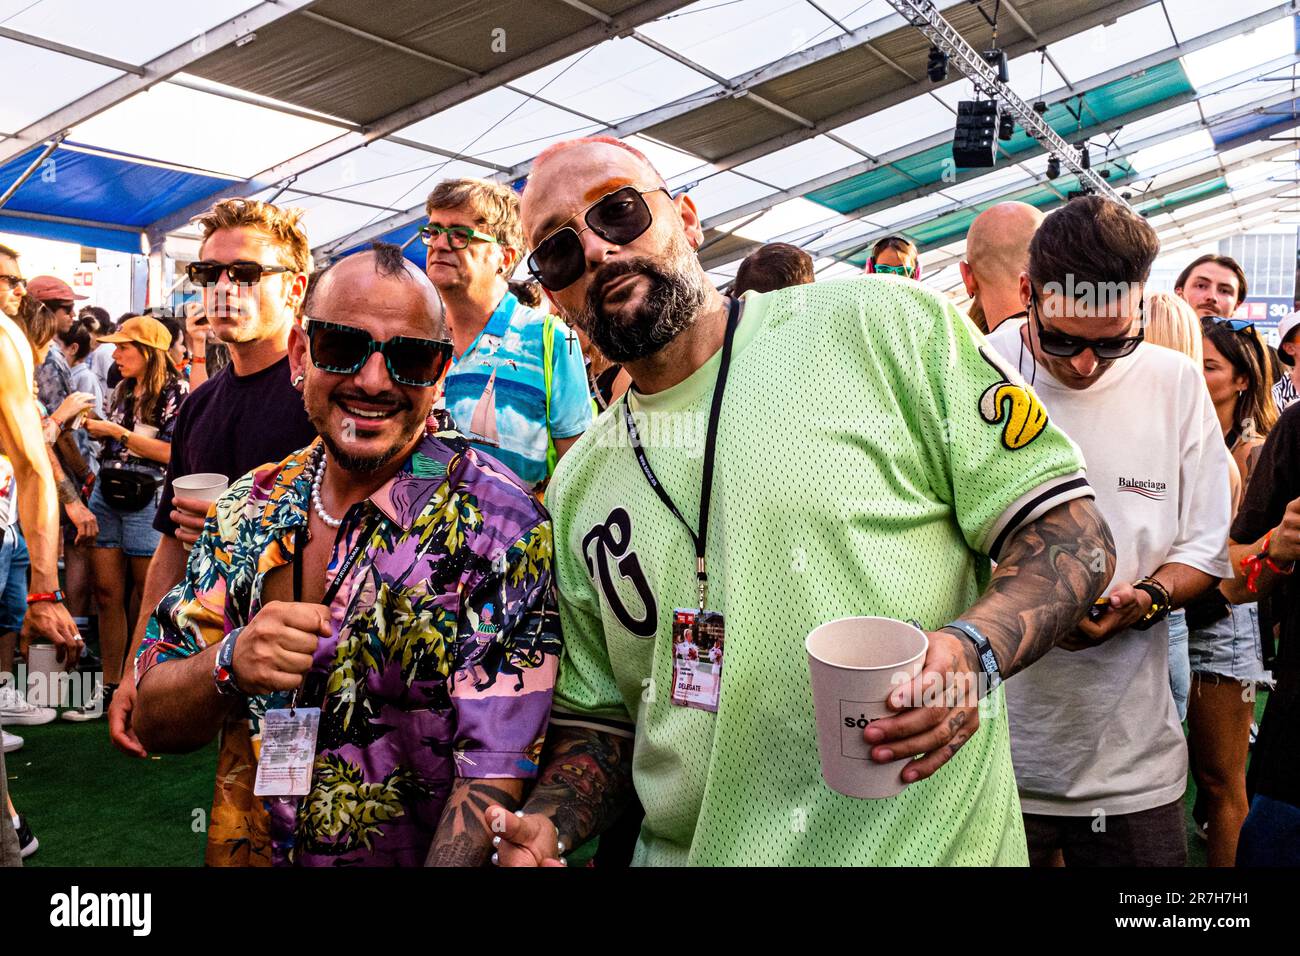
<box><xmin>27</xmin><ymin>590</ymin><xmax>65</xmax><ymax>605</ymax></box>
<box><xmin>213</xmin><ymin>627</ymin><xmax>245</xmax><ymax>698</ymax></box>
<box><xmin>1244</xmin><ymin>529</ymin><xmax>1295</xmax><ymax>593</ymax></box>
<box><xmin>1132</xmin><ymin>576</ymin><xmax>1172</xmax><ymax>630</ymax></box>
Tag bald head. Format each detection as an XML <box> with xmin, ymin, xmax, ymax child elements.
<box><xmin>307</xmin><ymin>243</ymin><xmax>446</xmax><ymax>339</ymax></box>
<box><xmin>522</xmin><ymin>138</ymin><xmax>665</xmax><ymax>240</ymax></box>
<box><xmin>967</xmin><ymin>202</ymin><xmax>1043</xmax><ymax>279</ymax></box>
<box><xmin>962</xmin><ymin>202</ymin><xmax>1043</xmax><ymax>332</ymax></box>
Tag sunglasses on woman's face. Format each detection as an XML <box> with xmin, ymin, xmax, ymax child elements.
<box><xmin>1030</xmin><ymin>295</ymin><xmax>1145</xmax><ymax>360</ymax></box>
<box><xmin>186</xmin><ymin>260</ymin><xmax>292</xmax><ymax>285</ymax></box>
<box><xmin>527</xmin><ymin>185</ymin><xmax>672</xmax><ymax>292</ymax></box>
<box><xmin>303</xmin><ymin>319</ymin><xmax>453</xmax><ymax>387</ymax></box>
<box><xmin>872</xmin><ymin>263</ymin><xmax>915</xmax><ymax>277</ymax></box>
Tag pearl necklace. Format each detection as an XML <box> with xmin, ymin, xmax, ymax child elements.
<box><xmin>310</xmin><ymin>448</ymin><xmax>343</xmax><ymax>529</ymax></box>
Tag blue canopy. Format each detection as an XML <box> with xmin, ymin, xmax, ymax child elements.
<box><xmin>0</xmin><ymin>142</ymin><xmax>235</xmax><ymax>254</ymax></box>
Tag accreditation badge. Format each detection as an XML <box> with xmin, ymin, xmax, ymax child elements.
<box><xmin>254</xmin><ymin>707</ymin><xmax>321</xmax><ymax>797</ymax></box>
<box><xmin>670</xmin><ymin>608</ymin><xmax>725</xmax><ymax>712</ymax></box>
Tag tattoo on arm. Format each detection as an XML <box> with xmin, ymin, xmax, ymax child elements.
<box><xmin>425</xmin><ymin>779</ymin><xmax>522</xmax><ymax>867</ymax></box>
<box><xmin>967</xmin><ymin>497</ymin><xmax>1116</xmax><ymax>678</ymax></box>
<box><xmin>524</xmin><ymin>726</ymin><xmax>635</xmax><ymax>852</ymax></box>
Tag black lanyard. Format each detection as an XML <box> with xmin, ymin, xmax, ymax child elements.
<box><xmin>288</xmin><ymin>508</ymin><xmax>375</xmax><ymax>710</ymax></box>
<box><xmin>622</xmin><ymin>297</ymin><xmax>740</xmax><ymax>610</ymax></box>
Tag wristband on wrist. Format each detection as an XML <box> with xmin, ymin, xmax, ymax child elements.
<box><xmin>1243</xmin><ymin>528</ymin><xmax>1295</xmax><ymax>593</ymax></box>
<box><xmin>1132</xmin><ymin>576</ymin><xmax>1172</xmax><ymax>630</ymax></box>
<box><xmin>942</xmin><ymin>619</ymin><xmax>1002</xmax><ymax>698</ymax></box>
<box><xmin>213</xmin><ymin>627</ymin><xmax>245</xmax><ymax>697</ymax></box>
<box><xmin>27</xmin><ymin>590</ymin><xmax>65</xmax><ymax>605</ymax></box>
<box><xmin>191</xmin><ymin>356</ymin><xmax>206</xmax><ymax>364</ymax></box>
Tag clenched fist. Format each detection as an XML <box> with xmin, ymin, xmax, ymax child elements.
<box><xmin>231</xmin><ymin>600</ymin><xmax>332</xmax><ymax>695</ymax></box>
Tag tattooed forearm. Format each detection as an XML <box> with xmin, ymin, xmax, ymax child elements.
<box><xmin>426</xmin><ymin>779</ymin><xmax>524</xmax><ymax>867</ymax></box>
<box><xmin>522</xmin><ymin>726</ymin><xmax>635</xmax><ymax>852</ymax></box>
<box><xmin>968</xmin><ymin>497</ymin><xmax>1116</xmax><ymax>678</ymax></box>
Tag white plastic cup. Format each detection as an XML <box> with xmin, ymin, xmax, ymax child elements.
<box><xmin>133</xmin><ymin>423</ymin><xmax>159</xmax><ymax>439</ymax></box>
<box><xmin>805</xmin><ymin>616</ymin><xmax>929</xmax><ymax>799</ymax></box>
<box><xmin>26</xmin><ymin>643</ymin><xmax>68</xmax><ymax>708</ymax></box>
<box><xmin>172</xmin><ymin>473</ymin><xmax>228</xmax><ymax>551</ymax></box>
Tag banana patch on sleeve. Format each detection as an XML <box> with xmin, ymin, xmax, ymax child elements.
<box><xmin>977</xmin><ymin>346</ymin><xmax>1048</xmax><ymax>450</ymax></box>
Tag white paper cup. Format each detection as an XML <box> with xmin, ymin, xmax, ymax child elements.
<box><xmin>805</xmin><ymin>616</ymin><xmax>929</xmax><ymax>799</ymax></box>
<box><xmin>133</xmin><ymin>423</ymin><xmax>159</xmax><ymax>439</ymax></box>
<box><xmin>172</xmin><ymin>472</ymin><xmax>229</xmax><ymax>504</ymax></box>
<box><xmin>172</xmin><ymin>473</ymin><xmax>228</xmax><ymax>550</ymax></box>
<box><xmin>26</xmin><ymin>643</ymin><xmax>69</xmax><ymax>708</ymax></box>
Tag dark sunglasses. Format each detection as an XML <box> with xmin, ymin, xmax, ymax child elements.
<box><xmin>303</xmin><ymin>319</ymin><xmax>452</xmax><ymax>387</ymax></box>
<box><xmin>527</xmin><ymin>185</ymin><xmax>672</xmax><ymax>291</ymax></box>
<box><xmin>186</xmin><ymin>260</ymin><xmax>292</xmax><ymax>285</ymax></box>
<box><xmin>1030</xmin><ymin>295</ymin><xmax>1145</xmax><ymax>360</ymax></box>
<box><xmin>0</xmin><ymin>274</ymin><xmax>25</xmax><ymax>289</ymax></box>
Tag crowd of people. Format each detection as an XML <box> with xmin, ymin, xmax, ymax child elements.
<box><xmin>0</xmin><ymin>132</ymin><xmax>1295</xmax><ymax>868</ymax></box>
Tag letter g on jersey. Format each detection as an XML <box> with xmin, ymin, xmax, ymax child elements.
<box><xmin>583</xmin><ymin>508</ymin><xmax>659</xmax><ymax>638</ymax></box>
<box><xmin>977</xmin><ymin>346</ymin><xmax>1047</xmax><ymax>450</ymax></box>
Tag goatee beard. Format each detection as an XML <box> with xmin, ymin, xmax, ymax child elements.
<box><xmin>575</xmin><ymin>252</ymin><xmax>708</xmax><ymax>363</ymax></box>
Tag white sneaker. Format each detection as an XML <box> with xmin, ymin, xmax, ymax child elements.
<box><xmin>0</xmin><ymin>685</ymin><xmax>56</xmax><ymax>726</ymax></box>
<box><xmin>60</xmin><ymin>683</ymin><xmax>105</xmax><ymax>722</ymax></box>
<box><xmin>1</xmin><ymin>728</ymin><xmax>21</xmax><ymax>753</ymax></box>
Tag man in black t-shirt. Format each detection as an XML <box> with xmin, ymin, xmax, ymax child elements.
<box><xmin>1223</xmin><ymin>400</ymin><xmax>1300</xmax><ymax>864</ymax></box>
<box><xmin>108</xmin><ymin>198</ymin><xmax>317</xmax><ymax>757</ymax></box>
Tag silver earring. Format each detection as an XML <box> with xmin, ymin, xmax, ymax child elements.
<box><xmin>292</xmin><ymin>373</ymin><xmax>304</xmax><ymax>387</ymax></box>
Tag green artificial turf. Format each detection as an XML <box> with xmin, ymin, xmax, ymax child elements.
<box><xmin>6</xmin><ymin>719</ymin><xmax>215</xmax><ymax>867</ymax></box>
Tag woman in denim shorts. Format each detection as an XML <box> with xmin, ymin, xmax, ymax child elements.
<box><xmin>80</xmin><ymin>317</ymin><xmax>186</xmax><ymax>720</ymax></box>
<box><xmin>1189</xmin><ymin>318</ymin><xmax>1276</xmax><ymax>866</ymax></box>
<box><xmin>1143</xmin><ymin>293</ymin><xmax>1206</xmax><ymax>721</ymax></box>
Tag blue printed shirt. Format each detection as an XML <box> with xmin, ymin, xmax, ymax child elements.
<box><xmin>443</xmin><ymin>291</ymin><xmax>592</xmax><ymax>489</ymax></box>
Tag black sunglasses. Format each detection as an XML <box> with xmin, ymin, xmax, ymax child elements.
<box><xmin>0</xmin><ymin>274</ymin><xmax>25</xmax><ymax>289</ymax></box>
<box><xmin>527</xmin><ymin>185</ymin><xmax>672</xmax><ymax>291</ymax></box>
<box><xmin>303</xmin><ymin>319</ymin><xmax>452</xmax><ymax>387</ymax></box>
<box><xmin>1030</xmin><ymin>294</ymin><xmax>1145</xmax><ymax>360</ymax></box>
<box><xmin>186</xmin><ymin>260</ymin><xmax>292</xmax><ymax>285</ymax></box>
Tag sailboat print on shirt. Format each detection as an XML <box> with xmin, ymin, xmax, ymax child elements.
<box><xmin>467</xmin><ymin>365</ymin><xmax>500</xmax><ymax>446</ymax></box>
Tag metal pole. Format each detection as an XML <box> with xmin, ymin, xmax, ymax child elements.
<box><xmin>0</xmin><ymin>134</ymin><xmax>65</xmax><ymax>210</ymax></box>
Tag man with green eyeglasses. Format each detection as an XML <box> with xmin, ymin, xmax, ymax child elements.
<box><xmin>423</xmin><ymin>179</ymin><xmax>591</xmax><ymax>494</ymax></box>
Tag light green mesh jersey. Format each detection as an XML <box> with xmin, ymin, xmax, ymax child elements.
<box><xmin>546</xmin><ymin>276</ymin><xmax>1091</xmax><ymax>866</ymax></box>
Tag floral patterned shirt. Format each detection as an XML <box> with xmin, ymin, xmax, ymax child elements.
<box><xmin>137</xmin><ymin>419</ymin><xmax>560</xmax><ymax>866</ymax></box>
<box><xmin>100</xmin><ymin>378</ymin><xmax>187</xmax><ymax>477</ymax></box>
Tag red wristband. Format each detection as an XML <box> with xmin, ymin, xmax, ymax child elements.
<box><xmin>1243</xmin><ymin>529</ymin><xmax>1295</xmax><ymax>593</ymax></box>
<box><xmin>27</xmin><ymin>590</ymin><xmax>65</xmax><ymax>605</ymax></box>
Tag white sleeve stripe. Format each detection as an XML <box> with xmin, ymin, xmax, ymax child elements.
<box><xmin>549</xmin><ymin>714</ymin><xmax>636</xmax><ymax>739</ymax></box>
<box><xmin>985</xmin><ymin>472</ymin><xmax>1094</xmax><ymax>560</ymax></box>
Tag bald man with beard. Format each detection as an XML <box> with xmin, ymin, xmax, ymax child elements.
<box><xmin>961</xmin><ymin>202</ymin><xmax>1045</xmax><ymax>333</ymax></box>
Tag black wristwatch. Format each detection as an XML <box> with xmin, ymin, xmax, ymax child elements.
<box><xmin>943</xmin><ymin>619</ymin><xmax>1002</xmax><ymax>698</ymax></box>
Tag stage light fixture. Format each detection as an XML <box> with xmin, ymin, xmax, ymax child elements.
<box><xmin>927</xmin><ymin>46</ymin><xmax>949</xmax><ymax>82</ymax></box>
<box><xmin>981</xmin><ymin>48</ymin><xmax>1009</xmax><ymax>83</ymax></box>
